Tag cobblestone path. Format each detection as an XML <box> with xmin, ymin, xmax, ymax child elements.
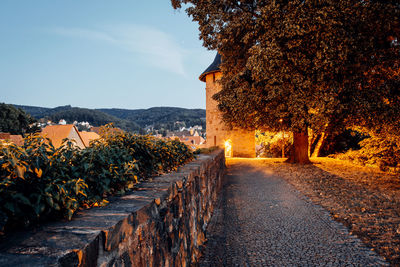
<box><xmin>199</xmin><ymin>159</ymin><xmax>387</xmax><ymax>266</ymax></box>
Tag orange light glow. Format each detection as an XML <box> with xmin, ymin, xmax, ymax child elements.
<box><xmin>225</xmin><ymin>139</ymin><xmax>232</xmax><ymax>157</ymax></box>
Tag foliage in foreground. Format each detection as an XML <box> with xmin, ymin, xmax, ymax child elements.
<box><xmin>0</xmin><ymin>132</ymin><xmax>193</xmax><ymax>233</ymax></box>
<box><xmin>333</xmin><ymin>128</ymin><xmax>399</xmax><ymax>173</ymax></box>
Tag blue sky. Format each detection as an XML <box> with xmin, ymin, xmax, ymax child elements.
<box><xmin>0</xmin><ymin>1</ymin><xmax>215</xmax><ymax>109</ymax></box>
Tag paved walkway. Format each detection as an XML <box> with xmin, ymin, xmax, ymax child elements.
<box><xmin>199</xmin><ymin>159</ymin><xmax>387</xmax><ymax>267</ymax></box>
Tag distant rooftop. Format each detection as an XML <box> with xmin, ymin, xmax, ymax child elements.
<box><xmin>80</xmin><ymin>131</ymin><xmax>100</xmax><ymax>147</ymax></box>
<box><xmin>199</xmin><ymin>53</ymin><xmax>221</xmax><ymax>82</ymax></box>
<box><xmin>40</xmin><ymin>124</ymin><xmax>85</xmax><ymax>149</ymax></box>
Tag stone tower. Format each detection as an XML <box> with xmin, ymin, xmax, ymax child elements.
<box><xmin>199</xmin><ymin>53</ymin><xmax>255</xmax><ymax>158</ymax></box>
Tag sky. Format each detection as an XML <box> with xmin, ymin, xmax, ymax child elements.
<box><xmin>0</xmin><ymin>1</ymin><xmax>216</xmax><ymax>109</ymax></box>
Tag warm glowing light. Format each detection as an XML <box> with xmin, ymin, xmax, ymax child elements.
<box><xmin>224</xmin><ymin>139</ymin><xmax>232</xmax><ymax>157</ymax></box>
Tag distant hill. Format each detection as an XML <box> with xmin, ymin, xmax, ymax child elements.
<box><xmin>14</xmin><ymin>105</ymin><xmax>141</xmax><ymax>132</ymax></box>
<box><xmin>15</xmin><ymin>105</ymin><xmax>53</xmax><ymax>118</ymax></box>
<box><xmin>98</xmin><ymin>107</ymin><xmax>206</xmax><ymax>129</ymax></box>
<box><xmin>13</xmin><ymin>105</ymin><xmax>206</xmax><ymax>132</ymax></box>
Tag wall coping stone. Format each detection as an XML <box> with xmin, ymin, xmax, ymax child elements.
<box><xmin>0</xmin><ymin>149</ymin><xmax>225</xmax><ymax>267</ymax></box>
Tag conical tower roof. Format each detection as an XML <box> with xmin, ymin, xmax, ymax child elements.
<box><xmin>199</xmin><ymin>53</ymin><xmax>221</xmax><ymax>82</ymax></box>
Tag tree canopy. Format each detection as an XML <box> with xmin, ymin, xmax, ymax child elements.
<box><xmin>172</xmin><ymin>0</ymin><xmax>400</xmax><ymax>163</ymax></box>
<box><xmin>0</xmin><ymin>103</ymin><xmax>37</xmax><ymax>135</ymax></box>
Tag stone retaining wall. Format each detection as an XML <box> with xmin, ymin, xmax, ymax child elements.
<box><xmin>0</xmin><ymin>149</ymin><xmax>225</xmax><ymax>267</ymax></box>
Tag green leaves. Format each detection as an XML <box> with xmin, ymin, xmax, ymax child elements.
<box><xmin>0</xmin><ymin>103</ymin><xmax>37</xmax><ymax>135</ymax></box>
<box><xmin>335</xmin><ymin>127</ymin><xmax>400</xmax><ymax>173</ymax></box>
<box><xmin>173</xmin><ymin>0</ymin><xmax>400</xmax><ymax>135</ymax></box>
<box><xmin>0</xmin><ymin>130</ymin><xmax>193</xmax><ymax>234</ymax></box>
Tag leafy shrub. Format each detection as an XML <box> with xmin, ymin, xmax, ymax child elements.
<box><xmin>256</xmin><ymin>131</ymin><xmax>292</xmax><ymax>158</ymax></box>
<box><xmin>0</xmin><ymin>130</ymin><xmax>193</xmax><ymax>233</ymax></box>
<box><xmin>333</xmin><ymin>128</ymin><xmax>399</xmax><ymax>173</ymax></box>
<box><xmin>0</xmin><ymin>135</ymin><xmax>88</xmax><ymax>231</ymax></box>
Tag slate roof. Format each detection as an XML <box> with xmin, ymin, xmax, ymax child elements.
<box><xmin>199</xmin><ymin>53</ymin><xmax>221</xmax><ymax>82</ymax></box>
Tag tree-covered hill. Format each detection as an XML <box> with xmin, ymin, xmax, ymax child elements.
<box><xmin>14</xmin><ymin>105</ymin><xmax>53</xmax><ymax>119</ymax></box>
<box><xmin>13</xmin><ymin>105</ymin><xmax>206</xmax><ymax>132</ymax></box>
<box><xmin>98</xmin><ymin>107</ymin><xmax>206</xmax><ymax>129</ymax></box>
<box><xmin>14</xmin><ymin>105</ymin><xmax>141</xmax><ymax>132</ymax></box>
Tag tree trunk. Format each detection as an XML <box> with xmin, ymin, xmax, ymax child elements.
<box><xmin>311</xmin><ymin>131</ymin><xmax>327</xmax><ymax>157</ymax></box>
<box><xmin>308</xmin><ymin>128</ymin><xmax>317</xmax><ymax>157</ymax></box>
<box><xmin>310</xmin><ymin>124</ymin><xmax>331</xmax><ymax>157</ymax></box>
<box><xmin>286</xmin><ymin>131</ymin><xmax>311</xmax><ymax>164</ymax></box>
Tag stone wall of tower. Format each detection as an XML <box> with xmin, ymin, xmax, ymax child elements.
<box><xmin>205</xmin><ymin>72</ymin><xmax>255</xmax><ymax>158</ymax></box>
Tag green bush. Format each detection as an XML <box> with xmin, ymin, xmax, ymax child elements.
<box><xmin>256</xmin><ymin>131</ymin><xmax>292</xmax><ymax>158</ymax></box>
<box><xmin>333</xmin><ymin>128</ymin><xmax>399</xmax><ymax>173</ymax></box>
<box><xmin>0</xmin><ymin>130</ymin><xmax>193</xmax><ymax>233</ymax></box>
<box><xmin>0</xmin><ymin>135</ymin><xmax>88</xmax><ymax>231</ymax></box>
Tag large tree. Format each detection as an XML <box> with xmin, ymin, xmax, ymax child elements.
<box><xmin>0</xmin><ymin>103</ymin><xmax>37</xmax><ymax>135</ymax></box>
<box><xmin>172</xmin><ymin>0</ymin><xmax>400</xmax><ymax>163</ymax></box>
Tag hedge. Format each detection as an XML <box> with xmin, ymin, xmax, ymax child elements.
<box><xmin>0</xmin><ymin>130</ymin><xmax>193</xmax><ymax>234</ymax></box>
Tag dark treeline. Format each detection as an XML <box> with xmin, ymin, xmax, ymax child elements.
<box><xmin>0</xmin><ymin>103</ymin><xmax>38</xmax><ymax>135</ymax></box>
<box><xmin>13</xmin><ymin>105</ymin><xmax>206</xmax><ymax>133</ymax></box>
<box><xmin>98</xmin><ymin>107</ymin><xmax>206</xmax><ymax>129</ymax></box>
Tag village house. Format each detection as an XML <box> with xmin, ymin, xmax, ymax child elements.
<box><xmin>79</xmin><ymin>131</ymin><xmax>100</xmax><ymax>147</ymax></box>
<box><xmin>176</xmin><ymin>136</ymin><xmax>204</xmax><ymax>151</ymax></box>
<box><xmin>0</xmin><ymin>133</ymin><xmax>24</xmax><ymax>146</ymax></box>
<box><xmin>181</xmin><ymin>135</ymin><xmax>205</xmax><ymax>146</ymax></box>
<box><xmin>40</xmin><ymin>124</ymin><xmax>86</xmax><ymax>149</ymax></box>
<box><xmin>162</xmin><ymin>131</ymin><xmax>205</xmax><ymax>151</ymax></box>
<box><xmin>166</xmin><ymin>130</ymin><xmax>191</xmax><ymax>138</ymax></box>
<box><xmin>199</xmin><ymin>53</ymin><xmax>255</xmax><ymax>157</ymax></box>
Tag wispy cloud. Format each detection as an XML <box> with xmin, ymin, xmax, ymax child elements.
<box><xmin>52</xmin><ymin>24</ymin><xmax>187</xmax><ymax>76</ymax></box>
